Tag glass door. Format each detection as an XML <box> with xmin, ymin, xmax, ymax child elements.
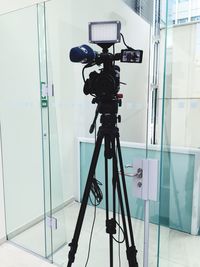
<box><xmin>0</xmin><ymin>3</ymin><xmax>67</xmax><ymax>263</ymax></box>
<box><xmin>37</xmin><ymin>2</ymin><xmax>67</xmax><ymax>262</ymax></box>
<box><xmin>157</xmin><ymin>0</ymin><xmax>200</xmax><ymax>266</ymax></box>
<box><xmin>44</xmin><ymin>0</ymin><xmax>160</xmax><ymax>266</ymax></box>
<box><xmin>0</xmin><ymin>5</ymin><xmax>49</xmax><ymax>258</ymax></box>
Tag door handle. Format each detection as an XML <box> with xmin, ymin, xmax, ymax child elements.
<box><xmin>119</xmin><ymin>168</ymin><xmax>143</xmax><ymax>179</ymax></box>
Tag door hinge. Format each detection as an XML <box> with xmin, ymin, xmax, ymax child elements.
<box><xmin>46</xmin><ymin>216</ymin><xmax>58</xmax><ymax>230</ymax></box>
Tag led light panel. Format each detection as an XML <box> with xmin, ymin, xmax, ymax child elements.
<box><xmin>89</xmin><ymin>21</ymin><xmax>121</xmax><ymax>44</ymax></box>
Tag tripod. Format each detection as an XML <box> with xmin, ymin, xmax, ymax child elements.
<box><xmin>67</xmin><ymin>98</ymin><xmax>138</xmax><ymax>267</ymax></box>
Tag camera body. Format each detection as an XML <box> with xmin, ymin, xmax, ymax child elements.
<box><xmin>83</xmin><ymin>65</ymin><xmax>120</xmax><ymax>98</ymax></box>
<box><xmin>82</xmin><ymin>47</ymin><xmax>143</xmax><ymax>98</ymax></box>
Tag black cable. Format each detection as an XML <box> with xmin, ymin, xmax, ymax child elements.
<box><xmin>89</xmin><ymin>178</ymin><xmax>103</xmax><ymax>206</ymax></box>
<box><xmin>85</xmin><ymin>179</ymin><xmax>102</xmax><ymax>266</ymax></box>
<box><xmin>85</xmin><ymin>123</ymin><xmax>103</xmax><ymax>266</ymax></box>
<box><xmin>113</xmin><ymin>44</ymin><xmax>116</xmax><ymax>65</ymax></box>
<box><xmin>82</xmin><ymin>65</ymin><xmax>87</xmax><ymax>82</ymax></box>
<box><xmin>120</xmin><ymin>33</ymin><xmax>134</xmax><ymax>51</ymax></box>
<box><xmin>84</xmin><ymin>199</ymin><xmax>97</xmax><ymax>267</ymax></box>
<box><xmin>112</xmin><ymin>218</ymin><xmax>125</xmax><ymax>244</ymax></box>
<box><xmin>82</xmin><ymin>62</ymin><xmax>96</xmax><ymax>82</ymax></box>
<box><xmin>89</xmin><ymin>125</ymin><xmax>103</xmax><ymax>206</ymax></box>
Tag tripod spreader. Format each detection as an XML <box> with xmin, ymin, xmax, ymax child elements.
<box><xmin>127</xmin><ymin>246</ymin><xmax>138</xmax><ymax>267</ymax></box>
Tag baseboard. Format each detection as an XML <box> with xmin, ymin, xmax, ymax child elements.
<box><xmin>7</xmin><ymin>197</ymin><xmax>75</xmax><ymax>240</ymax></box>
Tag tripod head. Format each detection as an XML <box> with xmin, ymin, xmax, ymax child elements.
<box><xmin>89</xmin><ymin>94</ymin><xmax>122</xmax><ymax>134</ymax></box>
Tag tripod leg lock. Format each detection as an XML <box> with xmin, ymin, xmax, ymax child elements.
<box><xmin>106</xmin><ymin>218</ymin><xmax>116</xmax><ymax>235</ymax></box>
<box><xmin>126</xmin><ymin>246</ymin><xmax>138</xmax><ymax>267</ymax></box>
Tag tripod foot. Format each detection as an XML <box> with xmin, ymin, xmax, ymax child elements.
<box><xmin>67</xmin><ymin>240</ymin><xmax>77</xmax><ymax>267</ymax></box>
<box><xmin>127</xmin><ymin>245</ymin><xmax>138</xmax><ymax>267</ymax></box>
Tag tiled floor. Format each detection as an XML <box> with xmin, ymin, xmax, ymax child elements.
<box><xmin>0</xmin><ymin>242</ymin><xmax>55</xmax><ymax>267</ymax></box>
<box><xmin>2</xmin><ymin>202</ymin><xmax>200</xmax><ymax>267</ymax></box>
<box><xmin>53</xmin><ymin>203</ymin><xmax>153</xmax><ymax>266</ymax></box>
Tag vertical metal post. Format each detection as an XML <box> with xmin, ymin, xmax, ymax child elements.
<box><xmin>143</xmin><ymin>158</ymin><xmax>150</xmax><ymax>267</ymax></box>
<box><xmin>143</xmin><ymin>200</ymin><xmax>150</xmax><ymax>267</ymax></box>
<box><xmin>145</xmin><ymin>0</ymin><xmax>161</xmax><ymax>265</ymax></box>
<box><xmin>175</xmin><ymin>0</ymin><xmax>178</xmax><ymax>24</ymax></box>
<box><xmin>188</xmin><ymin>0</ymin><xmax>192</xmax><ymax>22</ymax></box>
<box><xmin>149</xmin><ymin>0</ymin><xmax>160</xmax><ymax>145</ymax></box>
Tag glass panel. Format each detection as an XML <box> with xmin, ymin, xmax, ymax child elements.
<box><xmin>37</xmin><ymin>2</ymin><xmax>67</xmax><ymax>261</ymax></box>
<box><xmin>45</xmin><ymin>0</ymin><xmax>158</xmax><ymax>266</ymax></box>
<box><xmin>0</xmin><ymin>2</ymin><xmax>69</xmax><ymax>263</ymax></box>
<box><xmin>37</xmin><ymin>3</ymin><xmax>53</xmax><ymax>261</ymax></box>
<box><xmin>0</xmin><ymin>5</ymin><xmax>46</xmax><ymax>257</ymax></box>
<box><xmin>123</xmin><ymin>0</ymin><xmax>154</xmax><ymax>24</ymax></box>
<box><xmin>158</xmin><ymin>0</ymin><xmax>200</xmax><ymax>266</ymax></box>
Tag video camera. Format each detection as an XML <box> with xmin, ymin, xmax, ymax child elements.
<box><xmin>69</xmin><ymin>21</ymin><xmax>143</xmax><ymax>98</ymax></box>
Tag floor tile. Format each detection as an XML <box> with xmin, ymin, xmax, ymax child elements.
<box><xmin>2</xmin><ymin>202</ymin><xmax>200</xmax><ymax>267</ymax></box>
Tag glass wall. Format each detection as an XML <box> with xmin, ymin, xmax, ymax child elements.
<box><xmin>0</xmin><ymin>0</ymin><xmax>161</xmax><ymax>266</ymax></box>
<box><xmin>158</xmin><ymin>0</ymin><xmax>200</xmax><ymax>266</ymax></box>
<box><xmin>0</xmin><ymin>5</ymin><xmax>46</xmax><ymax>257</ymax></box>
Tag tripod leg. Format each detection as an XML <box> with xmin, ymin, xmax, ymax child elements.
<box><xmin>104</xmin><ymin>135</ymin><xmax>116</xmax><ymax>267</ymax></box>
<box><xmin>67</xmin><ymin>133</ymin><xmax>104</xmax><ymax>267</ymax></box>
<box><xmin>110</xmin><ymin>137</ymin><xmax>116</xmax><ymax>267</ymax></box>
<box><xmin>113</xmin><ymin>151</ymin><xmax>133</xmax><ymax>263</ymax></box>
<box><xmin>116</xmin><ymin>136</ymin><xmax>138</xmax><ymax>266</ymax></box>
